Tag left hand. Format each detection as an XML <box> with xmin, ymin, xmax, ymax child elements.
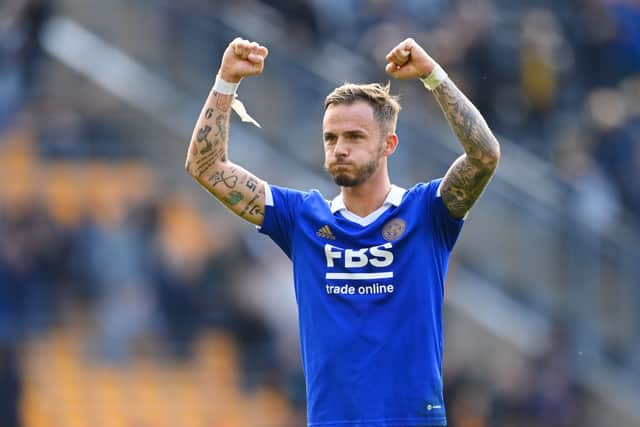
<box><xmin>385</xmin><ymin>38</ymin><xmax>437</xmax><ymax>80</ymax></box>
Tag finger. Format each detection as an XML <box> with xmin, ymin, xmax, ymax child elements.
<box><xmin>402</xmin><ymin>37</ymin><xmax>415</xmax><ymax>47</ymax></box>
<box><xmin>385</xmin><ymin>50</ymin><xmax>395</xmax><ymax>62</ymax></box>
<box><xmin>385</xmin><ymin>43</ymin><xmax>403</xmax><ymax>62</ymax></box>
<box><xmin>232</xmin><ymin>38</ymin><xmax>248</xmax><ymax>50</ymax></box>
<box><xmin>392</xmin><ymin>48</ymin><xmax>410</xmax><ymax>65</ymax></box>
<box><xmin>234</xmin><ymin>39</ymin><xmax>251</xmax><ymax>58</ymax></box>
<box><xmin>233</xmin><ymin>43</ymin><xmax>245</xmax><ymax>57</ymax></box>
<box><xmin>247</xmin><ymin>52</ymin><xmax>264</xmax><ymax>64</ymax></box>
<box><xmin>248</xmin><ymin>60</ymin><xmax>264</xmax><ymax>75</ymax></box>
<box><xmin>385</xmin><ymin>62</ymin><xmax>400</xmax><ymax>76</ymax></box>
<box><xmin>255</xmin><ymin>45</ymin><xmax>269</xmax><ymax>58</ymax></box>
<box><xmin>249</xmin><ymin>43</ymin><xmax>268</xmax><ymax>60</ymax></box>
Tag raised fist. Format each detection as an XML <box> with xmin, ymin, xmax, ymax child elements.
<box><xmin>219</xmin><ymin>38</ymin><xmax>269</xmax><ymax>83</ymax></box>
<box><xmin>385</xmin><ymin>38</ymin><xmax>437</xmax><ymax>80</ymax></box>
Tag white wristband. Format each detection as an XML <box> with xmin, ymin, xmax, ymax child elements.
<box><xmin>210</xmin><ymin>74</ymin><xmax>261</xmax><ymax>128</ymax></box>
<box><xmin>420</xmin><ymin>64</ymin><xmax>448</xmax><ymax>91</ymax></box>
<box><xmin>213</xmin><ymin>74</ymin><xmax>239</xmax><ymax>95</ymax></box>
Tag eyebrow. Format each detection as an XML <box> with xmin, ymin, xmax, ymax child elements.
<box><xmin>344</xmin><ymin>130</ymin><xmax>366</xmax><ymax>137</ymax></box>
<box><xmin>323</xmin><ymin>130</ymin><xmax>367</xmax><ymax>138</ymax></box>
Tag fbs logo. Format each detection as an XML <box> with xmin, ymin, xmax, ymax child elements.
<box><xmin>325</xmin><ymin>243</ymin><xmax>393</xmax><ymax>268</ymax></box>
<box><xmin>316</xmin><ymin>225</ymin><xmax>336</xmax><ymax>240</ymax></box>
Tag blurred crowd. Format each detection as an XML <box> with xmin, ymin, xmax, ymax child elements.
<box><xmin>1</xmin><ymin>0</ymin><xmax>639</xmax><ymax>426</ymax></box>
<box><xmin>0</xmin><ymin>157</ymin><xmax>304</xmax><ymax>425</ymax></box>
<box><xmin>0</xmin><ymin>0</ymin><xmax>51</xmax><ymax>130</ymax></box>
<box><xmin>262</xmin><ymin>0</ymin><xmax>640</xmax><ymax>222</ymax></box>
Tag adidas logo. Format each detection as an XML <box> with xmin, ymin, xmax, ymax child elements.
<box><xmin>316</xmin><ymin>225</ymin><xmax>336</xmax><ymax>240</ymax></box>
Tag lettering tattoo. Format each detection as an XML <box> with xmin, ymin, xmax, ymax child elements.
<box><xmin>433</xmin><ymin>79</ymin><xmax>500</xmax><ymax>218</ymax></box>
<box><xmin>247</xmin><ymin>204</ymin><xmax>264</xmax><ymax>217</ymax></box>
<box><xmin>240</xmin><ymin>194</ymin><xmax>264</xmax><ymax>218</ymax></box>
<box><xmin>246</xmin><ymin>177</ymin><xmax>257</xmax><ymax>192</ymax></box>
<box><xmin>194</xmin><ymin>147</ymin><xmax>227</xmax><ymax>177</ymax></box>
<box><xmin>205</xmin><ymin>108</ymin><xmax>214</xmax><ymax>119</ymax></box>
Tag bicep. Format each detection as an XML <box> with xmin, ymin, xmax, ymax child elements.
<box><xmin>439</xmin><ymin>154</ymin><xmax>495</xmax><ymax>219</ymax></box>
<box><xmin>194</xmin><ymin>161</ymin><xmax>266</xmax><ymax>226</ymax></box>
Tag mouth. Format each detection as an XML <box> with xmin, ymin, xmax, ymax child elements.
<box><xmin>331</xmin><ymin>161</ymin><xmax>353</xmax><ymax>168</ymax></box>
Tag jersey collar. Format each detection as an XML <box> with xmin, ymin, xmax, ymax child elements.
<box><xmin>330</xmin><ymin>184</ymin><xmax>406</xmax><ymax>214</ymax></box>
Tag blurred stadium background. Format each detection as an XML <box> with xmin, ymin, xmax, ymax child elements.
<box><xmin>1</xmin><ymin>0</ymin><xmax>639</xmax><ymax>426</ymax></box>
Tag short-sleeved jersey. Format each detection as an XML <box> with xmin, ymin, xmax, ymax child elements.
<box><xmin>258</xmin><ymin>178</ymin><xmax>463</xmax><ymax>427</ymax></box>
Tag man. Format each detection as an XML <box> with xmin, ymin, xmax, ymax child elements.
<box><xmin>186</xmin><ymin>37</ymin><xmax>500</xmax><ymax>427</ymax></box>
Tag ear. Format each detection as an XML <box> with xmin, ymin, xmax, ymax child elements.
<box><xmin>383</xmin><ymin>133</ymin><xmax>399</xmax><ymax>156</ymax></box>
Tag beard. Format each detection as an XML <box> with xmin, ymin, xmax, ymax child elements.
<box><xmin>326</xmin><ymin>155</ymin><xmax>381</xmax><ymax>187</ymax></box>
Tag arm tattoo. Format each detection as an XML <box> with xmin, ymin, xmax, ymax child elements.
<box><xmin>433</xmin><ymin>79</ymin><xmax>500</xmax><ymax>218</ymax></box>
<box><xmin>188</xmin><ymin>93</ymin><xmax>232</xmax><ymax>177</ymax></box>
<box><xmin>196</xmin><ymin>125</ymin><xmax>213</xmax><ymax>154</ymax></box>
<box><xmin>216</xmin><ymin>95</ymin><xmax>233</xmax><ymax>112</ymax></box>
<box><xmin>225</xmin><ymin>191</ymin><xmax>244</xmax><ymax>206</ymax></box>
<box><xmin>210</xmin><ymin>170</ymin><xmax>238</xmax><ymax>188</ymax></box>
<box><xmin>215</xmin><ymin>114</ymin><xmax>226</xmax><ymax>140</ymax></box>
<box><xmin>185</xmin><ymin>91</ymin><xmax>266</xmax><ymax>226</ymax></box>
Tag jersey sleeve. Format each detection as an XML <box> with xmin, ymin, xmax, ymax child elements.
<box><xmin>423</xmin><ymin>178</ymin><xmax>464</xmax><ymax>251</ymax></box>
<box><xmin>258</xmin><ymin>184</ymin><xmax>307</xmax><ymax>258</ymax></box>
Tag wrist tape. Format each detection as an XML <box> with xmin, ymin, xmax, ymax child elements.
<box><xmin>420</xmin><ymin>64</ymin><xmax>448</xmax><ymax>91</ymax></box>
<box><xmin>213</xmin><ymin>75</ymin><xmax>261</xmax><ymax>128</ymax></box>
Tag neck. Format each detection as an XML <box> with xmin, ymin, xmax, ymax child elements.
<box><xmin>340</xmin><ymin>169</ymin><xmax>391</xmax><ymax>217</ymax></box>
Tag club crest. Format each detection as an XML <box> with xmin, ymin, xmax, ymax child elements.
<box><xmin>382</xmin><ymin>218</ymin><xmax>406</xmax><ymax>241</ymax></box>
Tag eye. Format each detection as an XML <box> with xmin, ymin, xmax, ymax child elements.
<box><xmin>346</xmin><ymin>132</ymin><xmax>364</xmax><ymax>141</ymax></box>
<box><xmin>324</xmin><ymin>134</ymin><xmax>337</xmax><ymax>145</ymax></box>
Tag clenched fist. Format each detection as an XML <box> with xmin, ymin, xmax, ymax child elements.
<box><xmin>219</xmin><ymin>38</ymin><xmax>269</xmax><ymax>83</ymax></box>
<box><xmin>385</xmin><ymin>38</ymin><xmax>437</xmax><ymax>80</ymax></box>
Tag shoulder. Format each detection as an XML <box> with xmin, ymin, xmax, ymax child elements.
<box><xmin>402</xmin><ymin>179</ymin><xmax>443</xmax><ymax>204</ymax></box>
<box><xmin>266</xmin><ymin>184</ymin><xmax>329</xmax><ymax>209</ymax></box>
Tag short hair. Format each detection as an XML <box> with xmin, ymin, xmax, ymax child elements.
<box><xmin>324</xmin><ymin>82</ymin><xmax>401</xmax><ymax>132</ymax></box>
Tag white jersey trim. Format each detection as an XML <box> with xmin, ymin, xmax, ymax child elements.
<box><xmin>329</xmin><ymin>185</ymin><xmax>406</xmax><ymax>227</ymax></box>
<box><xmin>264</xmin><ymin>182</ymin><xmax>274</xmax><ymax>206</ymax></box>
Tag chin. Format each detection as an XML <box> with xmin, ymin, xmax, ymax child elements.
<box><xmin>332</xmin><ymin>173</ymin><xmax>362</xmax><ymax>187</ymax></box>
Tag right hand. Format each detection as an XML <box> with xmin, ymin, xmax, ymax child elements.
<box><xmin>218</xmin><ymin>38</ymin><xmax>269</xmax><ymax>83</ymax></box>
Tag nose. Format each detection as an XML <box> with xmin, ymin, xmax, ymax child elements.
<box><xmin>333</xmin><ymin>137</ymin><xmax>349</xmax><ymax>157</ymax></box>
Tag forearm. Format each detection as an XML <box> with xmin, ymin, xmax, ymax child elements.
<box><xmin>185</xmin><ymin>89</ymin><xmax>266</xmax><ymax>225</ymax></box>
<box><xmin>432</xmin><ymin>79</ymin><xmax>500</xmax><ymax>166</ymax></box>
<box><xmin>383</xmin><ymin>37</ymin><xmax>500</xmax><ymax>217</ymax></box>
<box><xmin>432</xmin><ymin>79</ymin><xmax>500</xmax><ymax>218</ymax></box>
<box><xmin>186</xmin><ymin>90</ymin><xmax>233</xmax><ymax>177</ymax></box>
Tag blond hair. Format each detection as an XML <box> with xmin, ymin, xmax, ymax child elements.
<box><xmin>324</xmin><ymin>82</ymin><xmax>401</xmax><ymax>132</ymax></box>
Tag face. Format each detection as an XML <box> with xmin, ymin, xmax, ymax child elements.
<box><xmin>322</xmin><ymin>102</ymin><xmax>392</xmax><ymax>187</ymax></box>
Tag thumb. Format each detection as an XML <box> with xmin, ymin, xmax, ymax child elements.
<box><xmin>385</xmin><ymin>62</ymin><xmax>401</xmax><ymax>77</ymax></box>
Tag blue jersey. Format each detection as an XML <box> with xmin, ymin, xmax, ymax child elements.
<box><xmin>258</xmin><ymin>179</ymin><xmax>463</xmax><ymax>427</ymax></box>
